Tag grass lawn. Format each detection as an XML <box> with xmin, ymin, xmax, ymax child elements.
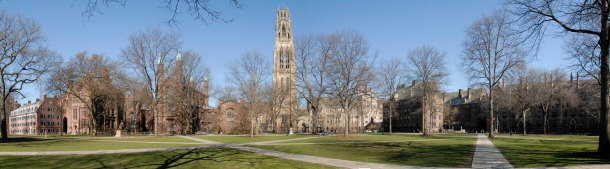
<box><xmin>0</xmin><ymin>137</ymin><xmax>198</xmax><ymax>152</ymax></box>
<box><xmin>494</xmin><ymin>134</ymin><xmax>598</xmax><ymax>141</ymax></box>
<box><xmin>0</xmin><ymin>147</ymin><xmax>334</xmax><ymax>169</ymax></box>
<box><xmin>89</xmin><ymin>136</ymin><xmax>201</xmax><ymax>143</ymax></box>
<box><xmin>192</xmin><ymin>135</ymin><xmax>315</xmax><ymax>144</ymax></box>
<box><xmin>282</xmin><ymin>134</ymin><xmax>465</xmax><ymax>143</ymax></box>
<box><xmin>253</xmin><ymin>138</ymin><xmax>476</xmax><ymax>167</ymax></box>
<box><xmin>491</xmin><ymin>138</ymin><xmax>610</xmax><ymax>167</ymax></box>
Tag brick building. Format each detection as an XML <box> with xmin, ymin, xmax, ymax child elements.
<box><xmin>9</xmin><ymin>95</ymin><xmax>62</xmax><ymax>135</ymax></box>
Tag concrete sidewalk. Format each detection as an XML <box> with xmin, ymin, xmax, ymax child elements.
<box><xmin>472</xmin><ymin>134</ymin><xmax>513</xmax><ymax>169</ymax></box>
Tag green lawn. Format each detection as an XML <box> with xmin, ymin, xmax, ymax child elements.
<box><xmin>192</xmin><ymin>135</ymin><xmax>315</xmax><ymax>143</ymax></box>
<box><xmin>491</xmin><ymin>138</ymin><xmax>610</xmax><ymax>167</ymax></box>
<box><xmin>282</xmin><ymin>134</ymin><xmax>461</xmax><ymax>143</ymax></box>
<box><xmin>253</xmin><ymin>138</ymin><xmax>476</xmax><ymax>167</ymax></box>
<box><xmin>89</xmin><ymin>136</ymin><xmax>200</xmax><ymax>143</ymax></box>
<box><xmin>0</xmin><ymin>147</ymin><xmax>335</xmax><ymax>169</ymax></box>
<box><xmin>494</xmin><ymin>134</ymin><xmax>599</xmax><ymax>141</ymax></box>
<box><xmin>0</xmin><ymin>137</ymin><xmax>198</xmax><ymax>152</ymax></box>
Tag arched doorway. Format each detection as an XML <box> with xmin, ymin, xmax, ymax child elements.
<box><xmin>62</xmin><ymin>117</ymin><xmax>68</xmax><ymax>134</ymax></box>
<box><xmin>569</xmin><ymin>119</ymin><xmax>577</xmax><ymax>133</ymax></box>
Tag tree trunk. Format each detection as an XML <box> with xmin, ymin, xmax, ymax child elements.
<box><xmin>389</xmin><ymin>100</ymin><xmax>392</xmax><ymax>134</ymax></box>
<box><xmin>522</xmin><ymin>110</ymin><xmax>527</xmax><ymax>136</ymax></box>
<box><xmin>344</xmin><ymin>98</ymin><xmax>349</xmax><ymax>137</ymax></box>
<box><xmin>1</xmin><ymin>99</ymin><xmax>7</xmax><ymax>140</ymax></box>
<box><xmin>599</xmin><ymin>0</ymin><xmax>610</xmax><ymax>153</ymax></box>
<box><xmin>543</xmin><ymin>109</ymin><xmax>548</xmax><ymax>135</ymax></box>
<box><xmin>154</xmin><ymin>102</ymin><xmax>158</xmax><ymax>136</ymax></box>
<box><xmin>489</xmin><ymin>89</ymin><xmax>495</xmax><ymax>138</ymax></box>
<box><xmin>422</xmin><ymin>87</ymin><xmax>427</xmax><ymax>135</ymax></box>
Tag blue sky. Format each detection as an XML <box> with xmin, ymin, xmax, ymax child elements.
<box><xmin>2</xmin><ymin>0</ymin><xmax>570</xmax><ymax>106</ymax></box>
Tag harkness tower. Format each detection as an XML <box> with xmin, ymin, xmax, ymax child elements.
<box><xmin>272</xmin><ymin>6</ymin><xmax>297</xmax><ymax>132</ymax></box>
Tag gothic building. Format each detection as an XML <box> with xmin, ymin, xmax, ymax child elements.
<box><xmin>273</xmin><ymin>7</ymin><xmax>297</xmax><ymax>131</ymax></box>
<box><xmin>383</xmin><ymin>81</ymin><xmax>444</xmax><ymax>133</ymax></box>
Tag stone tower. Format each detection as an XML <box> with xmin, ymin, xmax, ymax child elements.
<box><xmin>273</xmin><ymin>6</ymin><xmax>297</xmax><ymax>130</ymax></box>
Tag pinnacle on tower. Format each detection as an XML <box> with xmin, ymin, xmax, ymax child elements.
<box><xmin>157</xmin><ymin>54</ymin><xmax>163</xmax><ymax>65</ymax></box>
<box><xmin>176</xmin><ymin>49</ymin><xmax>182</xmax><ymax>61</ymax></box>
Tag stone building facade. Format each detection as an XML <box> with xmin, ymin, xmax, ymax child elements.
<box><xmin>9</xmin><ymin>95</ymin><xmax>62</xmax><ymax>135</ymax></box>
<box><xmin>273</xmin><ymin>7</ymin><xmax>297</xmax><ymax>131</ymax></box>
<box><xmin>383</xmin><ymin>81</ymin><xmax>444</xmax><ymax>133</ymax></box>
<box><xmin>443</xmin><ymin>88</ymin><xmax>487</xmax><ymax>132</ymax></box>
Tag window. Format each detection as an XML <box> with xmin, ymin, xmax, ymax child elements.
<box><xmin>40</xmin><ymin>122</ymin><xmax>44</xmax><ymax>126</ymax></box>
<box><xmin>73</xmin><ymin>108</ymin><xmax>77</xmax><ymax>119</ymax></box>
<box><xmin>40</xmin><ymin>129</ymin><xmax>44</xmax><ymax>133</ymax></box>
<box><xmin>226</xmin><ymin>110</ymin><xmax>234</xmax><ymax>118</ymax></box>
<box><xmin>228</xmin><ymin>120</ymin><xmax>234</xmax><ymax>127</ymax></box>
<box><xmin>40</xmin><ymin>114</ymin><xmax>44</xmax><ymax>118</ymax></box>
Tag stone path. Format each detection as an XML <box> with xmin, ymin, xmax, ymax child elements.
<box><xmin>176</xmin><ymin>135</ymin><xmax>220</xmax><ymax>144</ymax></box>
<box><xmin>243</xmin><ymin>136</ymin><xmax>323</xmax><ymax>145</ymax></box>
<box><xmin>472</xmin><ymin>134</ymin><xmax>513</xmax><ymax>169</ymax></box>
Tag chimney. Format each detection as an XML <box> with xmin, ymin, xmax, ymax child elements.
<box><xmin>43</xmin><ymin>95</ymin><xmax>47</xmax><ymax>100</ymax></box>
<box><xmin>458</xmin><ymin>89</ymin><xmax>463</xmax><ymax>99</ymax></box>
<box><xmin>550</xmin><ymin>74</ymin><xmax>554</xmax><ymax>88</ymax></box>
<box><xmin>502</xmin><ymin>79</ymin><xmax>505</xmax><ymax>88</ymax></box>
<box><xmin>217</xmin><ymin>99</ymin><xmax>222</xmax><ymax>106</ymax></box>
<box><xmin>239</xmin><ymin>98</ymin><xmax>244</xmax><ymax>103</ymax></box>
<box><xmin>412</xmin><ymin>80</ymin><xmax>416</xmax><ymax>86</ymax></box>
<box><xmin>576</xmin><ymin>72</ymin><xmax>580</xmax><ymax>88</ymax></box>
<box><xmin>35</xmin><ymin>98</ymin><xmax>40</xmax><ymax>102</ymax></box>
<box><xmin>204</xmin><ymin>80</ymin><xmax>209</xmax><ymax>106</ymax></box>
<box><xmin>526</xmin><ymin>77</ymin><xmax>530</xmax><ymax>90</ymax></box>
<box><xmin>570</xmin><ymin>72</ymin><xmax>573</xmax><ymax>85</ymax></box>
<box><xmin>28</xmin><ymin>100</ymin><xmax>31</xmax><ymax>104</ymax></box>
<box><xmin>467</xmin><ymin>88</ymin><xmax>471</xmax><ymax>99</ymax></box>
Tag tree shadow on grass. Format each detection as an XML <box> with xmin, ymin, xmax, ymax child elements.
<box><xmin>0</xmin><ymin>137</ymin><xmax>53</xmax><ymax>143</ymax></box>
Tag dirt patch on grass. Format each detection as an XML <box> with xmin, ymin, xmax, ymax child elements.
<box><xmin>335</xmin><ymin>136</ymin><xmax>359</xmax><ymax>139</ymax></box>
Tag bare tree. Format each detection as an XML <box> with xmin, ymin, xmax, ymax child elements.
<box><xmin>227</xmin><ymin>51</ymin><xmax>270</xmax><ymax>138</ymax></box>
<box><xmin>46</xmin><ymin>52</ymin><xmax>126</xmax><ymax>135</ymax></box>
<box><xmin>174</xmin><ymin>50</ymin><xmax>209</xmax><ymax>134</ymax></box>
<box><xmin>512</xmin><ymin>67</ymin><xmax>537</xmax><ymax>135</ymax></box>
<box><xmin>377</xmin><ymin>57</ymin><xmax>405</xmax><ymax>134</ymax></box>
<box><xmin>81</xmin><ymin>0</ymin><xmax>241</xmax><ymax>26</ymax></box>
<box><xmin>327</xmin><ymin>30</ymin><xmax>375</xmax><ymax>137</ymax></box>
<box><xmin>507</xmin><ymin>0</ymin><xmax>610</xmax><ymax>153</ymax></box>
<box><xmin>462</xmin><ymin>10</ymin><xmax>526</xmax><ymax>138</ymax></box>
<box><xmin>121</xmin><ymin>27</ymin><xmax>182</xmax><ymax>136</ymax></box>
<box><xmin>295</xmin><ymin>33</ymin><xmax>335</xmax><ymax>134</ymax></box>
<box><xmin>0</xmin><ymin>11</ymin><xmax>60</xmax><ymax>140</ymax></box>
<box><xmin>407</xmin><ymin>45</ymin><xmax>447</xmax><ymax>135</ymax></box>
<box><xmin>567</xmin><ymin>33</ymin><xmax>601</xmax><ymax>84</ymax></box>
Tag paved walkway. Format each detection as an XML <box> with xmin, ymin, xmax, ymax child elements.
<box><xmin>176</xmin><ymin>135</ymin><xmax>220</xmax><ymax>144</ymax></box>
<box><xmin>472</xmin><ymin>134</ymin><xmax>513</xmax><ymax>169</ymax></box>
<box><xmin>243</xmin><ymin>136</ymin><xmax>324</xmax><ymax>145</ymax></box>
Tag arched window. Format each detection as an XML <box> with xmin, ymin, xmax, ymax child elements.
<box><xmin>227</xmin><ymin>110</ymin><xmax>234</xmax><ymax>118</ymax></box>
